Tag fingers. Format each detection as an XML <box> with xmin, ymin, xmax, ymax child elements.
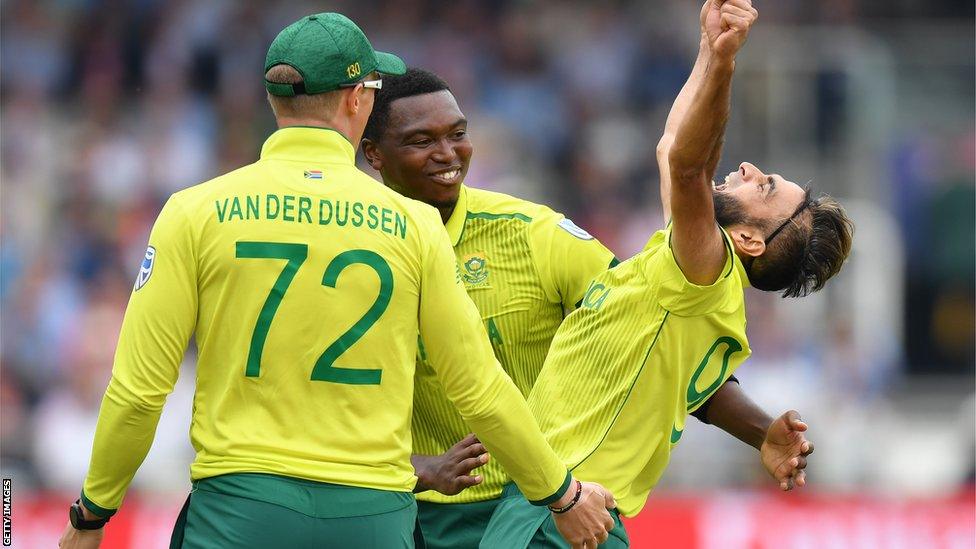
<box><xmin>774</xmin><ymin>456</ymin><xmax>799</xmax><ymax>482</ymax></box>
<box><xmin>453</xmin><ymin>433</ymin><xmax>482</xmax><ymax>450</ymax></box>
<box><xmin>455</xmin><ymin>474</ymin><xmax>483</xmax><ymax>489</ymax></box>
<box><xmin>801</xmin><ymin>440</ymin><xmax>815</xmax><ymax>456</ymax></box>
<box><xmin>784</xmin><ymin>410</ymin><xmax>808</xmax><ymax>432</ymax></box>
<box><xmin>603</xmin><ymin>513</ymin><xmax>616</xmax><ymax>534</ymax></box>
<box><xmin>450</xmin><ymin>434</ymin><xmax>487</xmax><ymax>461</ymax></box>
<box><xmin>721</xmin><ymin>4</ymin><xmax>754</xmax><ymax>20</ymax></box>
<box><xmin>458</xmin><ymin>441</ymin><xmax>488</xmax><ymax>459</ymax></box>
<box><xmin>603</xmin><ymin>487</ymin><xmax>617</xmax><ymax>509</ymax></box>
<box><xmin>724</xmin><ymin>0</ymin><xmax>758</xmax><ymax>15</ymax></box>
<box><xmin>720</xmin><ymin>13</ymin><xmax>752</xmax><ymax>32</ymax></box>
<box><xmin>456</xmin><ymin>453</ymin><xmax>489</xmax><ymax>475</ymax></box>
<box><xmin>794</xmin><ymin>470</ymin><xmax>807</xmax><ymax>487</ymax></box>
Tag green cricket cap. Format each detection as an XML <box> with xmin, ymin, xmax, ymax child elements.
<box><xmin>264</xmin><ymin>13</ymin><xmax>406</xmax><ymax>96</ymax></box>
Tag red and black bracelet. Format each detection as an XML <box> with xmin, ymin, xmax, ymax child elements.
<box><xmin>548</xmin><ymin>480</ymin><xmax>582</xmax><ymax>514</ymax></box>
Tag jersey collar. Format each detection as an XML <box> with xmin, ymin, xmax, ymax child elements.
<box><xmin>733</xmin><ymin>254</ymin><xmax>751</xmax><ymax>288</ymax></box>
<box><xmin>444</xmin><ymin>184</ymin><xmax>468</xmax><ymax>246</ymax></box>
<box><xmin>260</xmin><ymin>126</ymin><xmax>356</xmax><ymax>165</ymax></box>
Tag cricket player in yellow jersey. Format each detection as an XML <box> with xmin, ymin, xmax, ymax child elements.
<box><xmin>58</xmin><ymin>13</ymin><xmax>618</xmax><ymax>549</ymax></box>
<box><xmin>481</xmin><ymin>1</ymin><xmax>855</xmax><ymax>546</ymax></box>
<box><xmin>362</xmin><ymin>67</ymin><xmax>822</xmax><ymax>549</ymax></box>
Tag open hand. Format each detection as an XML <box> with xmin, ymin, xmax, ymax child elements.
<box><xmin>761</xmin><ymin>410</ymin><xmax>815</xmax><ymax>491</ymax></box>
<box><xmin>412</xmin><ymin>433</ymin><xmax>489</xmax><ymax>496</ymax></box>
<box><xmin>703</xmin><ymin>0</ymin><xmax>759</xmax><ymax>61</ymax></box>
<box><xmin>551</xmin><ymin>480</ymin><xmax>617</xmax><ymax>549</ymax></box>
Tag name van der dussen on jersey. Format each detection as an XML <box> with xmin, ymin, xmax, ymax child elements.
<box><xmin>215</xmin><ymin>194</ymin><xmax>408</xmax><ymax>239</ymax></box>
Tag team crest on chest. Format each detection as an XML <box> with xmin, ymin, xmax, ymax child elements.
<box><xmin>460</xmin><ymin>252</ymin><xmax>490</xmax><ymax>287</ymax></box>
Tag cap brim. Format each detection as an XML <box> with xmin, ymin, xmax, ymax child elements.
<box><xmin>375</xmin><ymin>51</ymin><xmax>406</xmax><ymax>75</ymax></box>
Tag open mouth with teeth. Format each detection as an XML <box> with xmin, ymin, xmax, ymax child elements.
<box><xmin>429</xmin><ymin>168</ymin><xmax>462</xmax><ymax>185</ymax></box>
<box><xmin>713</xmin><ymin>173</ymin><xmax>732</xmax><ymax>191</ymax></box>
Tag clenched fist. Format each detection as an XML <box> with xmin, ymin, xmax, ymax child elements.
<box><xmin>702</xmin><ymin>0</ymin><xmax>759</xmax><ymax>61</ymax></box>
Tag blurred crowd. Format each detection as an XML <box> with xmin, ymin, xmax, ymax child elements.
<box><xmin>2</xmin><ymin>0</ymin><xmax>973</xmax><ymax>499</ymax></box>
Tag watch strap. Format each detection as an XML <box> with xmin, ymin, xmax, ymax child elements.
<box><xmin>70</xmin><ymin>499</ymin><xmax>109</xmax><ymax>530</ymax></box>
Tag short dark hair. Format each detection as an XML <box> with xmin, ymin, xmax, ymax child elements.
<box><xmin>749</xmin><ymin>193</ymin><xmax>854</xmax><ymax>298</ymax></box>
<box><xmin>362</xmin><ymin>67</ymin><xmax>451</xmax><ymax>142</ymax></box>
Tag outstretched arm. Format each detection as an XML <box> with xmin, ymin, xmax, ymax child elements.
<box><xmin>657</xmin><ymin>4</ymin><xmax>718</xmax><ymax>220</ymax></box>
<box><xmin>702</xmin><ymin>382</ymin><xmax>814</xmax><ymax>491</ymax></box>
<box><xmin>667</xmin><ymin>0</ymin><xmax>757</xmax><ymax>285</ymax></box>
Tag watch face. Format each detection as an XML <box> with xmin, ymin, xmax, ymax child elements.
<box><xmin>69</xmin><ymin>501</ymin><xmax>105</xmax><ymax>530</ymax></box>
<box><xmin>69</xmin><ymin>503</ymin><xmax>81</xmax><ymax>529</ymax></box>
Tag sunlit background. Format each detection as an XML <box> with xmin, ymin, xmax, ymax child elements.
<box><xmin>1</xmin><ymin>0</ymin><xmax>973</xmax><ymax>547</ymax></box>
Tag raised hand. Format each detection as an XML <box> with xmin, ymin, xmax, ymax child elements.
<box><xmin>761</xmin><ymin>410</ymin><xmax>815</xmax><ymax>491</ymax></box>
<box><xmin>551</xmin><ymin>479</ymin><xmax>617</xmax><ymax>549</ymax></box>
<box><xmin>703</xmin><ymin>0</ymin><xmax>759</xmax><ymax>61</ymax></box>
<box><xmin>412</xmin><ymin>433</ymin><xmax>489</xmax><ymax>496</ymax></box>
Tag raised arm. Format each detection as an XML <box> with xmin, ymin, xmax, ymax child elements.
<box><xmin>657</xmin><ymin>5</ymin><xmax>712</xmax><ymax>220</ymax></box>
<box><xmin>667</xmin><ymin>0</ymin><xmax>757</xmax><ymax>285</ymax></box>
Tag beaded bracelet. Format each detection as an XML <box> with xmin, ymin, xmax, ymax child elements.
<box><xmin>548</xmin><ymin>480</ymin><xmax>582</xmax><ymax>514</ymax></box>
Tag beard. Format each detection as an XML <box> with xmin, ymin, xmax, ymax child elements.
<box><xmin>712</xmin><ymin>190</ymin><xmax>749</xmax><ymax>228</ymax></box>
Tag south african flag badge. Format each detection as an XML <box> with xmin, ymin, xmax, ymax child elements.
<box><xmin>304</xmin><ymin>170</ymin><xmax>323</xmax><ymax>179</ymax></box>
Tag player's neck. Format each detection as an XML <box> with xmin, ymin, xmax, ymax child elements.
<box><xmin>438</xmin><ymin>204</ymin><xmax>455</xmax><ymax>225</ymax></box>
<box><xmin>275</xmin><ymin>117</ymin><xmax>355</xmax><ymax>144</ymax></box>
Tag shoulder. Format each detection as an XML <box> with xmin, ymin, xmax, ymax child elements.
<box><xmin>167</xmin><ymin>162</ymin><xmax>261</xmax><ymax>212</ymax></box>
<box><xmin>464</xmin><ymin>187</ymin><xmax>539</xmax><ymax>224</ymax></box>
<box><xmin>464</xmin><ymin>187</ymin><xmax>590</xmax><ymax>235</ymax></box>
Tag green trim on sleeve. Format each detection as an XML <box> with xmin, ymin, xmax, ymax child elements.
<box><xmin>80</xmin><ymin>491</ymin><xmax>118</xmax><ymax>518</ymax></box>
<box><xmin>720</xmin><ymin>229</ymin><xmax>735</xmax><ymax>278</ymax></box>
<box><xmin>528</xmin><ymin>470</ymin><xmax>573</xmax><ymax>506</ymax></box>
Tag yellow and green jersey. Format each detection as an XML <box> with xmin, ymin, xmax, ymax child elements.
<box><xmin>81</xmin><ymin>128</ymin><xmax>572</xmax><ymax>516</ymax></box>
<box><xmin>529</xmin><ymin>225</ymin><xmax>752</xmax><ymax>517</ymax></box>
<box><xmin>412</xmin><ymin>185</ymin><xmax>616</xmax><ymax>504</ymax></box>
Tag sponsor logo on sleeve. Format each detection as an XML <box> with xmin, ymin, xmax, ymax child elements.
<box><xmin>134</xmin><ymin>246</ymin><xmax>156</xmax><ymax>291</ymax></box>
<box><xmin>558</xmin><ymin>218</ymin><xmax>594</xmax><ymax>240</ymax></box>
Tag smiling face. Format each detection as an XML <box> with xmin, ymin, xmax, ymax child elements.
<box><xmin>362</xmin><ymin>90</ymin><xmax>472</xmax><ymax>217</ymax></box>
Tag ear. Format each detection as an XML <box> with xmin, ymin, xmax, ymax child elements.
<box><xmin>729</xmin><ymin>225</ymin><xmax>766</xmax><ymax>258</ymax></box>
<box><xmin>361</xmin><ymin>138</ymin><xmax>383</xmax><ymax>171</ymax></box>
<box><xmin>346</xmin><ymin>82</ymin><xmax>365</xmax><ymax>115</ymax></box>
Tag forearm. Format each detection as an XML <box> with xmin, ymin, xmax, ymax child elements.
<box><xmin>668</xmin><ymin>56</ymin><xmax>734</xmax><ymax>179</ymax></box>
<box><xmin>661</xmin><ymin>36</ymin><xmax>711</xmax><ymax>145</ymax></box>
<box><xmin>704</xmin><ymin>380</ymin><xmax>773</xmax><ymax>450</ymax></box>
<box><xmin>445</xmin><ymin>367</ymin><xmax>570</xmax><ymax>504</ymax></box>
<box><xmin>81</xmin><ymin>380</ymin><xmax>166</xmax><ymax>515</ymax></box>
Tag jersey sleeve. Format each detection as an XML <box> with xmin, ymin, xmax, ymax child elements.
<box><xmin>417</xmin><ymin>212</ymin><xmax>571</xmax><ymax>505</ymax></box>
<box><xmin>80</xmin><ymin>196</ymin><xmax>198</xmax><ymax>516</ymax></box>
<box><xmin>643</xmin><ymin>226</ymin><xmax>739</xmax><ymax>317</ymax></box>
<box><xmin>529</xmin><ymin>213</ymin><xmax>617</xmax><ymax>311</ymax></box>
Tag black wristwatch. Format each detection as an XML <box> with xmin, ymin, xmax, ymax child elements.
<box><xmin>69</xmin><ymin>499</ymin><xmax>109</xmax><ymax>530</ymax></box>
